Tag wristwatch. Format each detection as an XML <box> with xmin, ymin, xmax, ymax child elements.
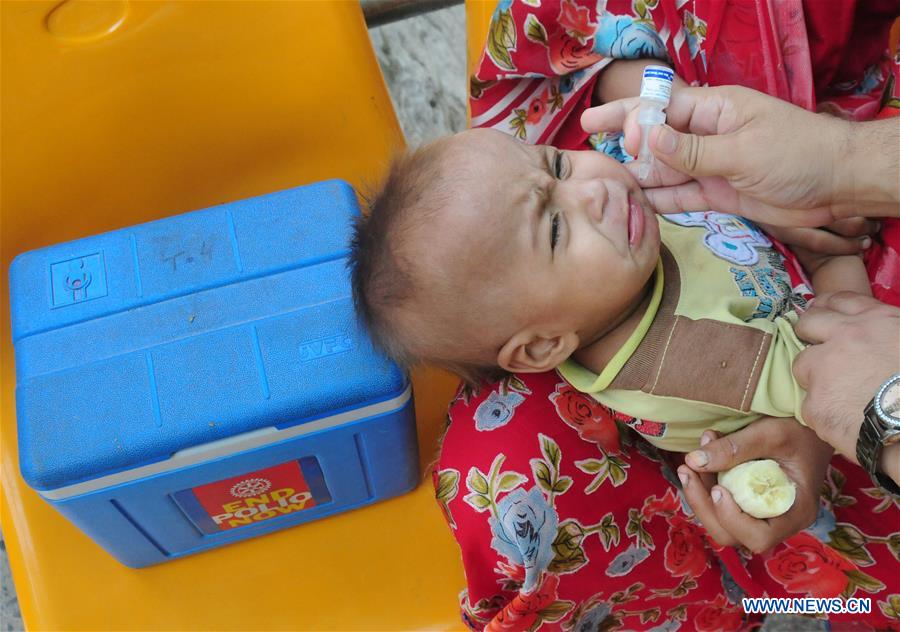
<box><xmin>857</xmin><ymin>373</ymin><xmax>900</xmax><ymax>495</ymax></box>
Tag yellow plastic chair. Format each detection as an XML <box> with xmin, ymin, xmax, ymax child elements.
<box><xmin>466</xmin><ymin>1</ymin><xmax>494</xmax><ymax>78</ymax></box>
<box><xmin>1</xmin><ymin>2</ymin><xmax>465</xmax><ymax>628</ymax></box>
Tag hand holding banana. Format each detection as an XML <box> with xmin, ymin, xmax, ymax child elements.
<box><xmin>676</xmin><ymin>417</ymin><xmax>833</xmax><ymax>553</ymax></box>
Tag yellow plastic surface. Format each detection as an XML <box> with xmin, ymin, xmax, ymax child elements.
<box><xmin>466</xmin><ymin>1</ymin><xmax>494</xmax><ymax>77</ymax></box>
<box><xmin>0</xmin><ymin>2</ymin><xmax>464</xmax><ymax>629</ymax></box>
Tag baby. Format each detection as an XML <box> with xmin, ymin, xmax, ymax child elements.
<box><xmin>350</xmin><ymin>92</ymin><xmax>871</xmax><ymax>455</ymax></box>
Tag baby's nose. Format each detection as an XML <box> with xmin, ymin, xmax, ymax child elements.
<box><xmin>557</xmin><ymin>179</ymin><xmax>606</xmax><ymax>224</ymax></box>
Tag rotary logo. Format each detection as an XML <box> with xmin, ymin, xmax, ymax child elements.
<box><xmin>190</xmin><ymin>462</ymin><xmax>318</xmax><ymax>530</ymax></box>
<box><xmin>230</xmin><ymin>477</ymin><xmax>271</xmax><ymax>498</ymax></box>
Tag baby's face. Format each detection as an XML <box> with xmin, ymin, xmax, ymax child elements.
<box><xmin>426</xmin><ymin>128</ymin><xmax>660</xmax><ymax>359</ymax></box>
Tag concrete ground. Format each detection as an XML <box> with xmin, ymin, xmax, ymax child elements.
<box><xmin>0</xmin><ymin>3</ymin><xmax>821</xmax><ymax>630</ymax></box>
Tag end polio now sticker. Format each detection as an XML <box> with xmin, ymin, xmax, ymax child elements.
<box><xmin>172</xmin><ymin>459</ymin><xmax>331</xmax><ymax>534</ymax></box>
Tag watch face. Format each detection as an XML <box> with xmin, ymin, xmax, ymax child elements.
<box><xmin>878</xmin><ymin>375</ymin><xmax>900</xmax><ymax>424</ymax></box>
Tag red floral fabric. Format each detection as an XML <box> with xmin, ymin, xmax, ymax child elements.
<box><xmin>434</xmin><ymin>1</ymin><xmax>900</xmax><ymax>630</ymax></box>
<box><xmin>436</xmin><ymin>374</ymin><xmax>900</xmax><ymax>630</ymax></box>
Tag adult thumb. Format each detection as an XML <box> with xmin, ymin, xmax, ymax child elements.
<box><xmin>651</xmin><ymin>125</ymin><xmax>736</xmax><ymax>178</ymax></box>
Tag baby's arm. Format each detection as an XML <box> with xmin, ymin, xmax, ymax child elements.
<box><xmin>793</xmin><ymin>248</ymin><xmax>872</xmax><ymax>296</ymax></box>
<box><xmin>593</xmin><ymin>58</ymin><xmax>688</xmax><ymax>105</ymax></box>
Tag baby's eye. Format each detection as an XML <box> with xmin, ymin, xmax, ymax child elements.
<box><xmin>553</xmin><ymin>151</ymin><xmax>565</xmax><ymax>178</ymax></box>
<box><xmin>550</xmin><ymin>213</ymin><xmax>560</xmax><ymax>251</ymax></box>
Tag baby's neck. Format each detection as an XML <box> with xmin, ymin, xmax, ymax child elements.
<box><xmin>571</xmin><ymin>279</ymin><xmax>655</xmax><ymax>375</ymax></box>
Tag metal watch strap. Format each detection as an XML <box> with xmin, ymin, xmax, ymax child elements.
<box><xmin>857</xmin><ymin>400</ymin><xmax>900</xmax><ymax>496</ymax></box>
<box><xmin>873</xmin><ymin>469</ymin><xmax>900</xmax><ymax>497</ymax></box>
<box><xmin>857</xmin><ymin>401</ymin><xmax>883</xmax><ymax>475</ymax></box>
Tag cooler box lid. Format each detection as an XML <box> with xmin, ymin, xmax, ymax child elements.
<box><xmin>10</xmin><ymin>180</ymin><xmax>406</xmax><ymax>492</ymax></box>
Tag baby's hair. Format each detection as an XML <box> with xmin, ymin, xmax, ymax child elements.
<box><xmin>349</xmin><ymin>140</ymin><xmax>507</xmax><ymax>386</ymax></box>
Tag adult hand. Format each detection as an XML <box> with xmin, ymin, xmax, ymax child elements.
<box><xmin>759</xmin><ymin>217</ymin><xmax>879</xmax><ymax>256</ymax></box>
<box><xmin>793</xmin><ymin>292</ymin><xmax>900</xmax><ymax>472</ymax></box>
<box><xmin>677</xmin><ymin>418</ymin><xmax>833</xmax><ymax>554</ymax></box>
<box><xmin>582</xmin><ymin>85</ymin><xmax>900</xmax><ymax>226</ymax></box>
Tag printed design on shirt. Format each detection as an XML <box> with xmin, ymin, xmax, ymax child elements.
<box><xmin>682</xmin><ymin>10</ymin><xmax>708</xmax><ymax>59</ymax></box>
<box><xmin>434</xmin><ymin>468</ymin><xmax>461</xmax><ymax>529</ymax></box>
<box><xmin>593</xmin><ymin>11</ymin><xmax>667</xmax><ymax>58</ymax></box>
<box><xmin>729</xmin><ymin>247</ymin><xmax>795</xmax><ymax>321</ymax></box>
<box><xmin>447</xmin><ymin>372</ymin><xmax>900</xmax><ymax>630</ymax></box>
<box><xmin>564</xmin><ymin>599</ymin><xmax>620</xmax><ymax>632</ymax></box>
<box><xmin>475</xmin><ymin>390</ymin><xmax>527</xmax><ymax>431</ymax></box>
<box><xmin>628</xmin><ymin>417</ymin><xmax>667</xmax><ymax>438</ymax></box>
<box><xmin>664</xmin><ymin>211</ymin><xmax>772</xmax><ymax>265</ymax></box>
<box><xmin>550</xmin><ymin>382</ymin><xmax>621</xmax><ymax>452</ymax></box>
<box><xmin>487</xmin><ymin>0</ymin><xmax>518</xmax><ymax>72</ymax></box>
<box><xmin>606</xmin><ymin>542</ymin><xmax>651</xmax><ymax>577</ymax></box>
<box><xmin>464</xmin><ymin>451</ymin><xmax>556</xmax><ymax>593</ymax></box>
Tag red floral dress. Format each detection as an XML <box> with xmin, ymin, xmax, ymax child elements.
<box><xmin>433</xmin><ymin>1</ymin><xmax>900</xmax><ymax>630</ymax></box>
<box><xmin>436</xmin><ymin>376</ymin><xmax>900</xmax><ymax>631</ymax></box>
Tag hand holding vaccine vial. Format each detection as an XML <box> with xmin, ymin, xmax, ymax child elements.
<box><xmin>637</xmin><ymin>65</ymin><xmax>674</xmax><ymax>182</ymax></box>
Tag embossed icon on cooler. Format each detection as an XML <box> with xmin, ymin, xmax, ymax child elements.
<box><xmin>50</xmin><ymin>253</ymin><xmax>108</xmax><ymax>308</ymax></box>
<box><xmin>298</xmin><ymin>333</ymin><xmax>354</xmax><ymax>362</ymax></box>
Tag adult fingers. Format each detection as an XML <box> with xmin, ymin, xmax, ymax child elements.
<box><xmin>584</xmin><ymin>86</ymin><xmax>746</xmax><ymax>137</ymax></box>
<box><xmin>792</xmin><ymin>344</ymin><xmax>821</xmax><ymax>390</ymax></box>
<box><xmin>812</xmin><ymin>291</ymin><xmax>885</xmax><ymax>315</ymax></box>
<box><xmin>792</xmin><ymin>303</ymin><xmax>849</xmax><ymax>345</ymax></box>
<box><xmin>708</xmin><ymin>485</ymin><xmax>812</xmax><ymax>554</ymax></box>
<box><xmin>739</xmin><ymin>197</ymin><xmax>837</xmax><ymax>228</ymax></box>
<box><xmin>696</xmin><ymin>431</ymin><xmax>720</xmax><ymax>489</ymax></box>
<box><xmin>677</xmin><ymin>466</ymin><xmax>738</xmax><ymax>547</ymax></box>
<box><xmin>621</xmin><ymin>107</ymin><xmax>644</xmax><ymax>157</ymax></box>
<box><xmin>648</xmin><ymin>125</ymin><xmax>743</xmax><ymax>178</ymax></box>
<box><xmin>761</xmin><ymin>225</ymin><xmax>870</xmax><ymax>255</ymax></box>
<box><xmin>826</xmin><ymin>217</ymin><xmax>881</xmax><ymax>238</ymax></box>
<box><xmin>643</xmin><ymin>186</ymin><xmax>836</xmax><ymax>227</ymax></box>
<box><xmin>585</xmin><ymin>88</ymin><xmax>738</xmax><ymax>158</ymax></box>
<box><xmin>581</xmin><ymin>97</ymin><xmax>642</xmax><ymax>134</ymax></box>
<box><xmin>658</xmin><ymin>86</ymin><xmax>745</xmax><ymax>136</ymax></box>
<box><xmin>706</xmin><ymin>486</ymin><xmax>772</xmax><ymax>553</ymax></box>
<box><xmin>641</xmin><ymin>183</ymin><xmax>712</xmax><ymax>214</ymax></box>
<box><xmin>684</xmin><ymin>418</ymin><xmax>793</xmax><ymax>473</ymax></box>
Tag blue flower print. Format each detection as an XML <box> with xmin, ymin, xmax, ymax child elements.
<box><xmin>592</xmin><ymin>132</ymin><xmax>631</xmax><ymax>163</ymax></box>
<box><xmin>855</xmin><ymin>64</ymin><xmax>884</xmax><ymax>96</ymax></box>
<box><xmin>682</xmin><ymin>11</ymin><xmax>707</xmax><ymax>60</ymax></box>
<box><xmin>593</xmin><ymin>13</ymin><xmax>666</xmax><ymax>60</ymax></box>
<box><xmin>572</xmin><ymin>602</ymin><xmax>612</xmax><ymax>632</ymax></box>
<box><xmin>475</xmin><ymin>390</ymin><xmax>526</xmax><ymax>431</ymax></box>
<box><xmin>605</xmin><ymin>542</ymin><xmax>651</xmax><ymax>576</ymax></box>
<box><xmin>805</xmin><ymin>503</ymin><xmax>837</xmax><ymax>543</ymax></box>
<box><xmin>492</xmin><ymin>0</ymin><xmax>513</xmax><ymax>20</ymax></box>
<box><xmin>489</xmin><ymin>487</ymin><xmax>558</xmax><ymax>593</ymax></box>
<box><xmin>559</xmin><ymin>69</ymin><xmax>585</xmax><ymax>94</ymax></box>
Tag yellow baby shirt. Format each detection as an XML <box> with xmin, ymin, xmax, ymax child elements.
<box><xmin>559</xmin><ymin>212</ymin><xmax>809</xmax><ymax>452</ymax></box>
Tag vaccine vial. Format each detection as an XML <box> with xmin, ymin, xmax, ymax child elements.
<box><xmin>637</xmin><ymin>65</ymin><xmax>674</xmax><ymax>182</ymax></box>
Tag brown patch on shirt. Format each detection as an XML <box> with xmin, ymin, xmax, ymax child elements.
<box><xmin>609</xmin><ymin>247</ymin><xmax>772</xmax><ymax>411</ymax></box>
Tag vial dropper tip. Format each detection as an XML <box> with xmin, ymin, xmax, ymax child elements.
<box><xmin>638</xmin><ymin>161</ymin><xmax>651</xmax><ymax>182</ymax></box>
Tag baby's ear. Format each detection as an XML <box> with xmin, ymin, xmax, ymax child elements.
<box><xmin>497</xmin><ymin>330</ymin><xmax>579</xmax><ymax>373</ymax></box>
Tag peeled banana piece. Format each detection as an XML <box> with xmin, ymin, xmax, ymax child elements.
<box><xmin>717</xmin><ymin>459</ymin><xmax>796</xmax><ymax>519</ymax></box>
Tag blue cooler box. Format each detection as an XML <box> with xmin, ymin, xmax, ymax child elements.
<box><xmin>9</xmin><ymin>180</ymin><xmax>417</xmax><ymax>568</ymax></box>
